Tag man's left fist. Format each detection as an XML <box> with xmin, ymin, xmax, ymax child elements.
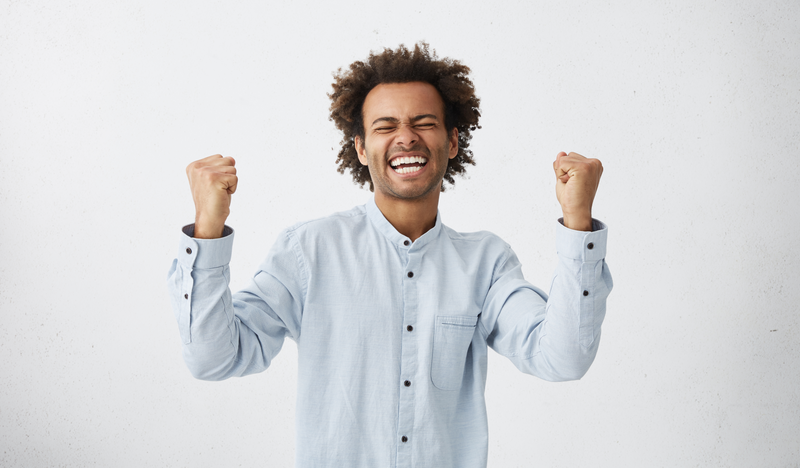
<box><xmin>553</xmin><ymin>151</ymin><xmax>603</xmax><ymax>231</ymax></box>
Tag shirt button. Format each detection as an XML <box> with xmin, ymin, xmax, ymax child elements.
<box><xmin>184</xmin><ymin>293</ymin><xmax>189</xmax><ymax>299</ymax></box>
<box><xmin>401</xmin><ymin>436</ymin><xmax>408</xmax><ymax>443</ymax></box>
<box><xmin>403</xmin><ymin>240</ymin><xmax>410</xmax><ymax>246</ymax></box>
<box><xmin>404</xmin><ymin>380</ymin><xmax>411</xmax><ymax>387</ymax></box>
<box><xmin>186</xmin><ymin>247</ymin><xmax>192</xmax><ymax>254</ymax></box>
<box><xmin>407</xmin><ymin>272</ymin><xmax>414</xmax><ymax>278</ymax></box>
<box><xmin>406</xmin><ymin>325</ymin><xmax>413</xmax><ymax>332</ymax></box>
<box><xmin>587</xmin><ymin>243</ymin><xmax>594</xmax><ymax>250</ymax></box>
<box><xmin>583</xmin><ymin>290</ymin><xmax>589</xmax><ymax>296</ymax></box>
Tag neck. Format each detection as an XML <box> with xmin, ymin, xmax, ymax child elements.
<box><xmin>374</xmin><ymin>189</ymin><xmax>440</xmax><ymax>242</ymax></box>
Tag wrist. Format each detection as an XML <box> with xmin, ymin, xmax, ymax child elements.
<box><xmin>194</xmin><ymin>214</ymin><xmax>227</xmax><ymax>239</ymax></box>
<box><xmin>562</xmin><ymin>211</ymin><xmax>592</xmax><ymax>231</ymax></box>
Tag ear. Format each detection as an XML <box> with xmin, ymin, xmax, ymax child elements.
<box><xmin>355</xmin><ymin>136</ymin><xmax>368</xmax><ymax>165</ymax></box>
<box><xmin>448</xmin><ymin>127</ymin><xmax>459</xmax><ymax>160</ymax></box>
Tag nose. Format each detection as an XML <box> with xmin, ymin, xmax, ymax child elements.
<box><xmin>394</xmin><ymin>123</ymin><xmax>419</xmax><ymax>148</ymax></box>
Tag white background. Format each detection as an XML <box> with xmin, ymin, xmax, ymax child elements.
<box><xmin>2</xmin><ymin>0</ymin><xmax>799</xmax><ymax>466</ymax></box>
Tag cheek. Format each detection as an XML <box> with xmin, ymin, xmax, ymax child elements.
<box><xmin>365</xmin><ymin>140</ymin><xmax>390</xmax><ymax>164</ymax></box>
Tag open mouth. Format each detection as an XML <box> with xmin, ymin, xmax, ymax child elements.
<box><xmin>390</xmin><ymin>155</ymin><xmax>428</xmax><ymax>174</ymax></box>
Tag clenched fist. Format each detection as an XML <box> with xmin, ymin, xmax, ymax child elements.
<box><xmin>553</xmin><ymin>151</ymin><xmax>603</xmax><ymax>232</ymax></box>
<box><xmin>186</xmin><ymin>154</ymin><xmax>238</xmax><ymax>239</ymax></box>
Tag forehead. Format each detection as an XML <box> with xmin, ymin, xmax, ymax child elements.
<box><xmin>362</xmin><ymin>82</ymin><xmax>445</xmax><ymax>122</ymax></box>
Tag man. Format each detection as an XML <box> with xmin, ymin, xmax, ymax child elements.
<box><xmin>168</xmin><ymin>43</ymin><xmax>611</xmax><ymax>467</ymax></box>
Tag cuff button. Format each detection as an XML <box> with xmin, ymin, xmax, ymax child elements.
<box><xmin>587</xmin><ymin>243</ymin><xmax>594</xmax><ymax>250</ymax></box>
<box><xmin>186</xmin><ymin>248</ymin><xmax>192</xmax><ymax>254</ymax></box>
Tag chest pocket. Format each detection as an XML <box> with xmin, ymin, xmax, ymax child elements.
<box><xmin>431</xmin><ymin>315</ymin><xmax>479</xmax><ymax>391</ymax></box>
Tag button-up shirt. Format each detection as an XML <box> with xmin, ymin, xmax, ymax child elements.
<box><xmin>167</xmin><ymin>197</ymin><xmax>612</xmax><ymax>467</ymax></box>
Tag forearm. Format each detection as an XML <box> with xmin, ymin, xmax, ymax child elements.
<box><xmin>535</xmin><ymin>252</ymin><xmax>611</xmax><ymax>380</ymax></box>
<box><xmin>178</xmin><ymin>269</ymin><xmax>248</xmax><ymax>380</ymax></box>
<box><xmin>536</xmin><ymin>218</ymin><xmax>611</xmax><ymax>379</ymax></box>
<box><xmin>167</xmin><ymin>227</ymin><xmax>242</xmax><ymax>380</ymax></box>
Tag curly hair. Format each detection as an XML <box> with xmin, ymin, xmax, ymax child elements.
<box><xmin>328</xmin><ymin>42</ymin><xmax>481</xmax><ymax>191</ymax></box>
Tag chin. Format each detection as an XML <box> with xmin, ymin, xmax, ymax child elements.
<box><xmin>388</xmin><ymin>182</ymin><xmax>441</xmax><ymax>200</ymax></box>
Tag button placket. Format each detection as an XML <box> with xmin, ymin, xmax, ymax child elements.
<box><xmin>397</xmin><ymin>252</ymin><xmax>419</xmax><ymax>463</ymax></box>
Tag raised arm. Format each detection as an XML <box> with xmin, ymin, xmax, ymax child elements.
<box><xmin>167</xmin><ymin>155</ymin><xmax>304</xmax><ymax>380</ymax></box>
<box><xmin>479</xmin><ymin>151</ymin><xmax>611</xmax><ymax>381</ymax></box>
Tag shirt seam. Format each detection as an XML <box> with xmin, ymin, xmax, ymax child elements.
<box><xmin>478</xmin><ymin>243</ymin><xmax>514</xmax><ymax>340</ymax></box>
<box><xmin>285</xmin><ymin>229</ymin><xmax>309</xmax><ymax>308</ymax></box>
<box><xmin>285</xmin><ymin>208</ymin><xmax>366</xmax><ymax>234</ymax></box>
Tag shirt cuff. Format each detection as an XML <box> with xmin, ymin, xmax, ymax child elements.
<box><xmin>556</xmin><ymin>218</ymin><xmax>607</xmax><ymax>262</ymax></box>
<box><xmin>177</xmin><ymin>224</ymin><xmax>235</xmax><ymax>269</ymax></box>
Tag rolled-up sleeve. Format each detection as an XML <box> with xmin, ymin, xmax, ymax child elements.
<box><xmin>481</xmin><ymin>218</ymin><xmax>612</xmax><ymax>382</ymax></box>
<box><xmin>167</xmin><ymin>224</ymin><xmax>306</xmax><ymax>381</ymax></box>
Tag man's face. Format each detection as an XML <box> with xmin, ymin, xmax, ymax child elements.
<box><xmin>355</xmin><ymin>82</ymin><xmax>458</xmax><ymax>201</ymax></box>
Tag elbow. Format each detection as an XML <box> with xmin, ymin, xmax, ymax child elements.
<box><xmin>182</xmin><ymin>345</ymin><xmax>236</xmax><ymax>381</ymax></box>
<box><xmin>559</xmin><ymin>341</ymin><xmax>600</xmax><ymax>381</ymax></box>
<box><xmin>540</xmin><ymin>359</ymin><xmax>593</xmax><ymax>382</ymax></box>
<box><xmin>560</xmin><ymin>359</ymin><xmax>593</xmax><ymax>381</ymax></box>
<box><xmin>186</xmin><ymin>362</ymin><xmax>227</xmax><ymax>381</ymax></box>
<box><xmin>551</xmin><ymin>328</ymin><xmax>602</xmax><ymax>381</ymax></box>
<box><xmin>531</xmin><ymin>342</ymin><xmax>599</xmax><ymax>382</ymax></box>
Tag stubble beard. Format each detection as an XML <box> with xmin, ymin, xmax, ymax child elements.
<box><xmin>370</xmin><ymin>141</ymin><xmax>450</xmax><ymax>201</ymax></box>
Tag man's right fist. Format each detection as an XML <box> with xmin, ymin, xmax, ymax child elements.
<box><xmin>186</xmin><ymin>154</ymin><xmax>238</xmax><ymax>239</ymax></box>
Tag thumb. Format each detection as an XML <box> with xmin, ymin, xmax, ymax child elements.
<box><xmin>553</xmin><ymin>151</ymin><xmax>569</xmax><ymax>183</ymax></box>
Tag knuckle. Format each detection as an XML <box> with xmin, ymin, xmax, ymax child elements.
<box><xmin>200</xmin><ymin>168</ymin><xmax>216</xmax><ymax>181</ymax></box>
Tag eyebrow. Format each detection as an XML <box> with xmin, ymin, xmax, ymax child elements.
<box><xmin>371</xmin><ymin>114</ymin><xmax>440</xmax><ymax>127</ymax></box>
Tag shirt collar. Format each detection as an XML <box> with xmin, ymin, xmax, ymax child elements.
<box><xmin>366</xmin><ymin>196</ymin><xmax>442</xmax><ymax>250</ymax></box>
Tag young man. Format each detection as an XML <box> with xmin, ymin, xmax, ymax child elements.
<box><xmin>168</xmin><ymin>43</ymin><xmax>611</xmax><ymax>467</ymax></box>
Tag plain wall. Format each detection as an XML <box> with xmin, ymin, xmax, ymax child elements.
<box><xmin>1</xmin><ymin>0</ymin><xmax>798</xmax><ymax>466</ymax></box>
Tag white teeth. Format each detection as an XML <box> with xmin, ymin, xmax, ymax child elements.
<box><xmin>390</xmin><ymin>156</ymin><xmax>428</xmax><ymax>168</ymax></box>
<box><xmin>394</xmin><ymin>165</ymin><xmax>423</xmax><ymax>174</ymax></box>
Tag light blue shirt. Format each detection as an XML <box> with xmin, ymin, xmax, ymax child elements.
<box><xmin>167</xmin><ymin>197</ymin><xmax>612</xmax><ymax>467</ymax></box>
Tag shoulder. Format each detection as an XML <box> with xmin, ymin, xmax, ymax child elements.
<box><xmin>442</xmin><ymin>225</ymin><xmax>511</xmax><ymax>251</ymax></box>
<box><xmin>282</xmin><ymin>204</ymin><xmax>369</xmax><ymax>241</ymax></box>
<box><xmin>440</xmin><ymin>224</ymin><xmax>514</xmax><ymax>269</ymax></box>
